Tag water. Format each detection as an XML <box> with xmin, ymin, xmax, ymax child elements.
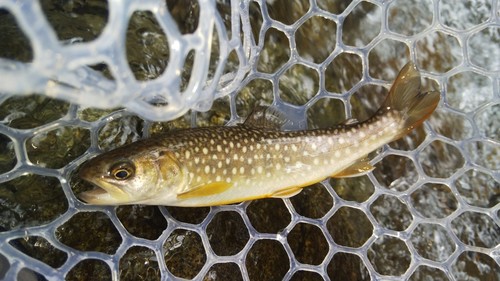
<box><xmin>0</xmin><ymin>0</ymin><xmax>499</xmax><ymax>280</ymax></box>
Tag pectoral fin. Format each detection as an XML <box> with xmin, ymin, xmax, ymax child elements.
<box><xmin>333</xmin><ymin>157</ymin><xmax>375</xmax><ymax>178</ymax></box>
<box><xmin>177</xmin><ymin>182</ymin><xmax>232</xmax><ymax>199</ymax></box>
<box><xmin>271</xmin><ymin>186</ymin><xmax>303</xmax><ymax>198</ymax></box>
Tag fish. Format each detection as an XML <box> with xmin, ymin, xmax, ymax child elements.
<box><xmin>78</xmin><ymin>62</ymin><xmax>440</xmax><ymax>206</ymax></box>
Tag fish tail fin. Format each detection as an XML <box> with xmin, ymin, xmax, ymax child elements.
<box><xmin>381</xmin><ymin>62</ymin><xmax>440</xmax><ymax>137</ymax></box>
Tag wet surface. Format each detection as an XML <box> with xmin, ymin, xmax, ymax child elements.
<box><xmin>0</xmin><ymin>0</ymin><xmax>498</xmax><ymax>280</ymax></box>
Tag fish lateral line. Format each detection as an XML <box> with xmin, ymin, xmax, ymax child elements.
<box><xmin>77</xmin><ymin>62</ymin><xmax>440</xmax><ymax>206</ymax></box>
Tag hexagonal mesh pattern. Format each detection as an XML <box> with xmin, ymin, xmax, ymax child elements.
<box><xmin>0</xmin><ymin>0</ymin><xmax>499</xmax><ymax>280</ymax></box>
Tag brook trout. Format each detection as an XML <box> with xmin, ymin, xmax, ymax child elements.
<box><xmin>79</xmin><ymin>62</ymin><xmax>439</xmax><ymax>206</ymax></box>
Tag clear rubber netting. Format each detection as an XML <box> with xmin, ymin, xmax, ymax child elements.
<box><xmin>0</xmin><ymin>0</ymin><xmax>498</xmax><ymax>280</ymax></box>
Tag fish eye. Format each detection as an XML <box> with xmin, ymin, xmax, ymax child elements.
<box><xmin>109</xmin><ymin>162</ymin><xmax>135</xmax><ymax>180</ymax></box>
<box><xmin>113</xmin><ymin>169</ymin><xmax>131</xmax><ymax>180</ymax></box>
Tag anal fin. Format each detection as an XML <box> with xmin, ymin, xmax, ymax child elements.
<box><xmin>333</xmin><ymin>157</ymin><xmax>375</xmax><ymax>178</ymax></box>
<box><xmin>271</xmin><ymin>186</ymin><xmax>303</xmax><ymax>198</ymax></box>
<box><xmin>177</xmin><ymin>182</ymin><xmax>232</xmax><ymax>200</ymax></box>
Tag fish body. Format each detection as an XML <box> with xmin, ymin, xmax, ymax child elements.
<box><xmin>79</xmin><ymin>62</ymin><xmax>440</xmax><ymax>206</ymax></box>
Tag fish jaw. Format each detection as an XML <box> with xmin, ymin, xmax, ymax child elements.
<box><xmin>79</xmin><ymin>177</ymin><xmax>131</xmax><ymax>205</ymax></box>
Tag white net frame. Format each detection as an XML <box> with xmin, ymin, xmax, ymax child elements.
<box><xmin>0</xmin><ymin>0</ymin><xmax>498</xmax><ymax>280</ymax></box>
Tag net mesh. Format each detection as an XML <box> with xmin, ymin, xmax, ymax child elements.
<box><xmin>0</xmin><ymin>0</ymin><xmax>499</xmax><ymax>280</ymax></box>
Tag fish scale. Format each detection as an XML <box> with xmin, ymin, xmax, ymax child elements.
<box><xmin>148</xmin><ymin>109</ymin><xmax>401</xmax><ymax>206</ymax></box>
<box><xmin>78</xmin><ymin>62</ymin><xmax>440</xmax><ymax>206</ymax></box>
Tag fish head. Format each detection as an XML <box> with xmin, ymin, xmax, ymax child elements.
<box><xmin>78</xmin><ymin>147</ymin><xmax>185</xmax><ymax>205</ymax></box>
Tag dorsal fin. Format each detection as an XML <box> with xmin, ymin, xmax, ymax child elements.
<box><xmin>342</xmin><ymin>118</ymin><xmax>359</xmax><ymax>126</ymax></box>
<box><xmin>243</xmin><ymin>106</ymin><xmax>288</xmax><ymax>130</ymax></box>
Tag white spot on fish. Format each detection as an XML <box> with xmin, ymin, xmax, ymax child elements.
<box><xmin>185</xmin><ymin>151</ymin><xmax>191</xmax><ymax>159</ymax></box>
<box><xmin>204</xmin><ymin>165</ymin><xmax>210</xmax><ymax>174</ymax></box>
<box><xmin>203</xmin><ymin>148</ymin><xmax>208</xmax><ymax>154</ymax></box>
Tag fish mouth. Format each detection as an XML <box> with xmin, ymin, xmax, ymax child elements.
<box><xmin>79</xmin><ymin>177</ymin><xmax>131</xmax><ymax>205</ymax></box>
